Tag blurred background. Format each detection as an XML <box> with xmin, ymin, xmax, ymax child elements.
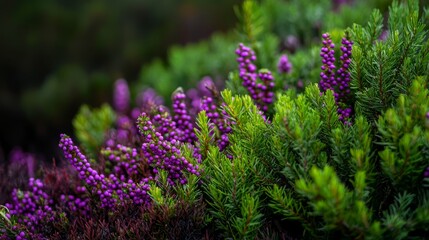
<box><xmin>0</xmin><ymin>0</ymin><xmax>242</xmax><ymax>162</ymax></box>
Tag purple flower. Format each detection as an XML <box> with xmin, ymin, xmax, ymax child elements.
<box><xmin>277</xmin><ymin>54</ymin><xmax>292</xmax><ymax>74</ymax></box>
<box><xmin>113</xmin><ymin>79</ymin><xmax>130</xmax><ymax>113</ymax></box>
<box><xmin>235</xmin><ymin>43</ymin><xmax>275</xmax><ymax>113</ymax></box>
<box><xmin>59</xmin><ymin>134</ymin><xmax>151</xmax><ymax>208</ymax></box>
<box><xmin>136</xmin><ymin>88</ymin><xmax>164</xmax><ymax>111</ymax></box>
<box><xmin>5</xmin><ymin>178</ymin><xmax>54</xmax><ymax>232</ymax></box>
<box><xmin>138</xmin><ymin>113</ymin><xmax>200</xmax><ymax>185</ymax></box>
<box><xmin>197</xmin><ymin>76</ymin><xmax>215</xmax><ymax>97</ymax></box>
<box><xmin>201</xmin><ymin>97</ymin><xmax>232</xmax><ymax>151</ymax></box>
<box><xmin>319</xmin><ymin>33</ymin><xmax>337</xmax><ymax>93</ymax></box>
<box><xmin>172</xmin><ymin>89</ymin><xmax>197</xmax><ymax>143</ymax></box>
<box><xmin>319</xmin><ymin>32</ymin><xmax>354</xmax><ymax>124</ymax></box>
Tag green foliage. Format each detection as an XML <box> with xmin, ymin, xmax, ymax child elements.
<box><xmin>272</xmin><ymin>85</ymin><xmax>327</xmax><ymax>181</ymax></box>
<box><xmin>296</xmin><ymin>166</ymin><xmax>381</xmax><ymax>238</ymax></box>
<box><xmin>350</xmin><ymin>0</ymin><xmax>429</xmax><ymax>121</ymax></box>
<box><xmin>195</xmin><ymin>111</ymin><xmax>214</xmax><ymax>161</ymax></box>
<box><xmin>202</xmin><ymin>90</ymin><xmax>270</xmax><ymax>239</ymax></box>
<box><xmin>262</xmin><ymin>0</ymin><xmax>330</xmax><ymax>47</ymax></box>
<box><xmin>377</xmin><ymin>78</ymin><xmax>429</xmax><ymax>193</ymax></box>
<box><xmin>235</xmin><ymin>0</ymin><xmax>267</xmax><ymax>47</ymax></box>
<box><xmin>72</xmin><ymin>104</ymin><xmax>116</xmax><ymax>158</ymax></box>
<box><xmin>201</xmin><ymin>74</ymin><xmax>429</xmax><ymax>238</ymax></box>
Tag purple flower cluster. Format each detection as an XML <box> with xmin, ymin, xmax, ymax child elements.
<box><xmin>277</xmin><ymin>54</ymin><xmax>292</xmax><ymax>74</ymax></box>
<box><xmin>172</xmin><ymin>89</ymin><xmax>197</xmax><ymax>143</ymax></box>
<box><xmin>59</xmin><ymin>134</ymin><xmax>151</xmax><ymax>208</ymax></box>
<box><xmin>201</xmin><ymin>96</ymin><xmax>232</xmax><ymax>151</ymax></box>
<box><xmin>136</xmin><ymin>88</ymin><xmax>164</xmax><ymax>113</ymax></box>
<box><xmin>109</xmin><ymin>80</ymin><xmax>169</xmax><ymax>148</ymax></box>
<box><xmin>5</xmin><ymin>179</ymin><xmax>54</xmax><ymax>232</ymax></box>
<box><xmin>151</xmin><ymin>106</ymin><xmax>180</xmax><ymax>141</ymax></box>
<box><xmin>257</xmin><ymin>70</ymin><xmax>275</xmax><ymax>111</ymax></box>
<box><xmin>319</xmin><ymin>33</ymin><xmax>354</xmax><ymax>124</ymax></box>
<box><xmin>113</xmin><ymin>79</ymin><xmax>130</xmax><ymax>113</ymax></box>
<box><xmin>336</xmin><ymin>37</ymin><xmax>353</xmax><ymax>102</ymax></box>
<box><xmin>235</xmin><ymin>43</ymin><xmax>275</xmax><ymax>113</ymax></box>
<box><xmin>59</xmin><ymin>186</ymin><xmax>90</xmax><ymax>216</ymax></box>
<box><xmin>138</xmin><ymin>113</ymin><xmax>200</xmax><ymax>185</ymax></box>
<box><xmin>102</xmin><ymin>145</ymin><xmax>141</xmax><ymax>177</ymax></box>
<box><xmin>319</xmin><ymin>33</ymin><xmax>337</xmax><ymax>93</ymax></box>
<box><xmin>186</xmin><ymin>76</ymin><xmax>217</xmax><ymax>116</ymax></box>
<box><xmin>60</xmin><ymin>135</ymin><xmax>116</xmax><ymax>208</ymax></box>
<box><xmin>114</xmin><ymin>115</ymin><xmax>136</xmax><ymax>145</ymax></box>
<box><xmin>108</xmin><ymin>175</ymin><xmax>151</xmax><ymax>205</ymax></box>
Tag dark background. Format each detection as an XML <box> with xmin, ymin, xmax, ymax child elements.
<box><xmin>0</xmin><ymin>0</ymin><xmax>242</xmax><ymax>162</ymax></box>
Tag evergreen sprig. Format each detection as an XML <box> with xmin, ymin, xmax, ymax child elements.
<box><xmin>72</xmin><ymin>104</ymin><xmax>116</xmax><ymax>158</ymax></box>
<box><xmin>350</xmin><ymin>0</ymin><xmax>429</xmax><ymax>121</ymax></box>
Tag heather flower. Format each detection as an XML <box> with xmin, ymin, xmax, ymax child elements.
<box><xmin>136</xmin><ymin>88</ymin><xmax>164</xmax><ymax>111</ymax></box>
<box><xmin>5</xmin><ymin>178</ymin><xmax>54</xmax><ymax>232</ymax></box>
<box><xmin>60</xmin><ymin>189</ymin><xmax>90</xmax><ymax>216</ymax></box>
<box><xmin>102</xmin><ymin>144</ymin><xmax>142</xmax><ymax>177</ymax></box>
<box><xmin>114</xmin><ymin>115</ymin><xmax>135</xmax><ymax>143</ymax></box>
<box><xmin>60</xmin><ymin>134</ymin><xmax>116</xmax><ymax>208</ymax></box>
<box><xmin>201</xmin><ymin>96</ymin><xmax>232</xmax><ymax>151</ymax></box>
<box><xmin>319</xmin><ymin>33</ymin><xmax>337</xmax><ymax>94</ymax></box>
<box><xmin>151</xmin><ymin>106</ymin><xmax>180</xmax><ymax>142</ymax></box>
<box><xmin>59</xmin><ymin>134</ymin><xmax>152</xmax><ymax>208</ymax></box>
<box><xmin>235</xmin><ymin>43</ymin><xmax>275</xmax><ymax>113</ymax></box>
<box><xmin>187</xmin><ymin>76</ymin><xmax>217</xmax><ymax>116</ymax></box>
<box><xmin>336</xmin><ymin>36</ymin><xmax>353</xmax><ymax>103</ymax></box>
<box><xmin>283</xmin><ymin>35</ymin><xmax>300</xmax><ymax>53</ymax></box>
<box><xmin>172</xmin><ymin>89</ymin><xmax>197</xmax><ymax>143</ymax></box>
<box><xmin>277</xmin><ymin>54</ymin><xmax>292</xmax><ymax>74</ymax></box>
<box><xmin>113</xmin><ymin>79</ymin><xmax>130</xmax><ymax>113</ymax></box>
<box><xmin>138</xmin><ymin>113</ymin><xmax>200</xmax><ymax>185</ymax></box>
<box><xmin>257</xmin><ymin>69</ymin><xmax>275</xmax><ymax>111</ymax></box>
<box><xmin>319</xmin><ymin>32</ymin><xmax>354</xmax><ymax>124</ymax></box>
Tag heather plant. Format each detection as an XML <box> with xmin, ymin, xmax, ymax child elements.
<box><xmin>72</xmin><ymin>104</ymin><xmax>116</xmax><ymax>159</ymax></box>
<box><xmin>2</xmin><ymin>0</ymin><xmax>429</xmax><ymax>239</ymax></box>
<box><xmin>200</xmin><ymin>1</ymin><xmax>429</xmax><ymax>239</ymax></box>
<box><xmin>1</xmin><ymin>78</ymin><xmax>210</xmax><ymax>238</ymax></box>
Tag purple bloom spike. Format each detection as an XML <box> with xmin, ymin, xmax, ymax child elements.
<box><xmin>136</xmin><ymin>88</ymin><xmax>164</xmax><ymax>111</ymax></box>
<box><xmin>138</xmin><ymin>113</ymin><xmax>200</xmax><ymax>185</ymax></box>
<box><xmin>235</xmin><ymin>43</ymin><xmax>275</xmax><ymax>113</ymax></box>
<box><xmin>59</xmin><ymin>134</ymin><xmax>151</xmax><ymax>208</ymax></box>
<box><xmin>113</xmin><ymin>79</ymin><xmax>130</xmax><ymax>113</ymax></box>
<box><xmin>172</xmin><ymin>88</ymin><xmax>197</xmax><ymax>143</ymax></box>
<box><xmin>277</xmin><ymin>54</ymin><xmax>292</xmax><ymax>74</ymax></box>
<box><xmin>319</xmin><ymin>33</ymin><xmax>354</xmax><ymax>124</ymax></box>
<box><xmin>201</xmin><ymin>97</ymin><xmax>232</xmax><ymax>151</ymax></box>
<box><xmin>319</xmin><ymin>33</ymin><xmax>337</xmax><ymax>94</ymax></box>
